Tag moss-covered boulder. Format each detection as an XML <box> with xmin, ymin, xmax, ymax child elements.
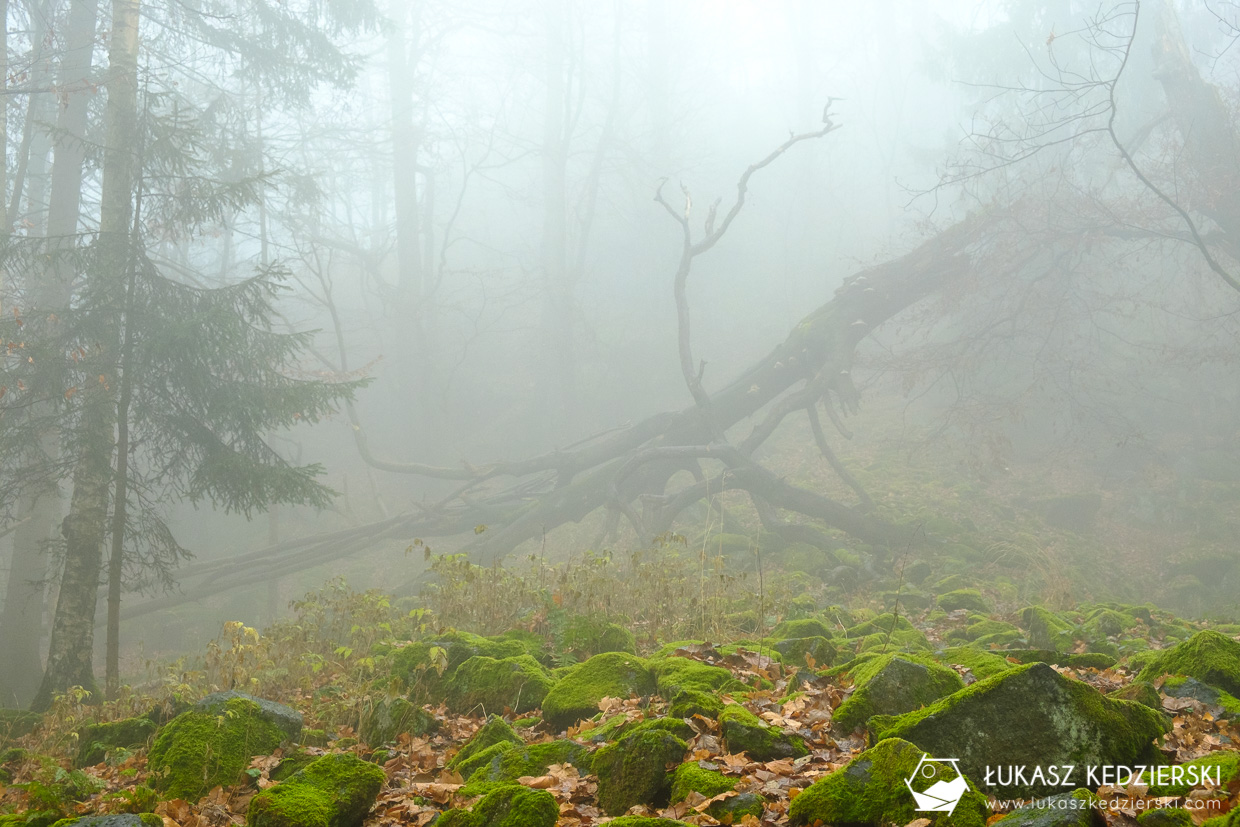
<box><xmin>847</xmin><ymin>613</ymin><xmax>916</xmax><ymax>638</ymax></box>
<box><xmin>392</xmin><ymin>632</ymin><xmax>527</xmax><ymax>700</ymax></box>
<box><xmin>447</xmin><ymin>655</ymin><xmax>553</xmax><ymax>715</ymax></box>
<box><xmin>421</xmin><ymin>784</ymin><xmax>558</xmax><ymax>827</ymax></box>
<box><xmin>668</xmin><ymin>689</ymin><xmax>724</xmax><ymax>719</ymax></box>
<box><xmin>719</xmin><ymin>704</ymin><xmax>807</xmax><ymax>761</ymax></box>
<box><xmin>1064</xmin><ymin>653</ymin><xmax>1116</xmax><ymax>671</ymax></box>
<box><xmin>832</xmin><ymin>654</ymin><xmax>964</xmax><ymax>732</ymax></box>
<box><xmin>938</xmin><ymin>590</ymin><xmax>992</xmax><ymax>614</ymax></box>
<box><xmin>194</xmin><ymin>691</ymin><xmax>302</xmax><ymax>741</ymax></box>
<box><xmin>788</xmin><ymin>738</ymin><xmax>988</xmax><ymax>827</ymax></box>
<box><xmin>705</xmin><ymin>792</ymin><xmax>764</xmax><ymax>821</ymax></box>
<box><xmin>868</xmin><ymin>663</ymin><xmax>1169</xmax><ymax>797</ymax></box>
<box><xmin>461</xmin><ymin>739</ymin><xmax>590</xmax><ymax>795</ymax></box>
<box><xmin>651</xmin><ymin>657</ymin><xmax>745</xmax><ymax>698</ymax></box>
<box><xmin>1019</xmin><ymin>608</ymin><xmax>1076</xmax><ymax>652</ymax></box>
<box><xmin>592</xmin><ymin>727</ymin><xmax>688</xmax><ymax>815</ymax></box>
<box><xmin>75</xmin><ymin>717</ymin><xmax>157</xmax><ymax>767</ymax></box>
<box><xmin>558</xmin><ymin>617</ymin><xmax>637</xmax><ymax>658</ymax></box>
<box><xmin>447</xmin><ymin>717</ymin><xmax>523</xmax><ymax>771</ymax></box>
<box><xmin>668</xmin><ymin>761</ymin><xmax>736</xmax><ymax>802</ymax></box>
<box><xmin>246</xmin><ymin>753</ymin><xmax>384</xmax><ymax>827</ymax></box>
<box><xmin>1137</xmin><ymin>809</ymin><xmax>1194</xmax><ymax>827</ymax></box>
<box><xmin>0</xmin><ymin>813</ymin><xmax>64</xmax><ymax>827</ymax></box>
<box><xmin>540</xmin><ymin>652</ymin><xmax>656</xmax><ymax>731</ymax></box>
<box><xmin>772</xmin><ymin>618</ymin><xmax>832</xmax><ymax>640</ymax></box>
<box><xmin>358</xmin><ymin>697</ymin><xmax>438</xmax><ymax>747</ymax></box>
<box><xmin>1137</xmin><ymin>631</ymin><xmax>1240</xmax><ymax>696</ymax></box>
<box><xmin>1107</xmin><ymin>681</ymin><xmax>1162</xmax><ymax>711</ymax></box>
<box><xmin>939</xmin><ymin>647</ymin><xmax>1015</xmax><ymax>680</ymax></box>
<box><xmin>992</xmin><ymin>790</ymin><xmax>1102</xmax><ymax>827</ymax></box>
<box><xmin>774</xmin><ymin>636</ymin><xmax>837</xmax><ymax>668</ymax></box>
<box><xmin>1159</xmin><ymin>676</ymin><xmax>1240</xmax><ymax>717</ymax></box>
<box><xmin>1141</xmin><ymin>750</ymin><xmax>1240</xmax><ymax>796</ymax></box>
<box><xmin>148</xmin><ymin>696</ymin><xmax>290</xmax><ymax>801</ymax></box>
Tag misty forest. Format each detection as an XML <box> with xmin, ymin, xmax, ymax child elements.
<box><xmin>5</xmin><ymin>0</ymin><xmax>1240</xmax><ymax>825</ymax></box>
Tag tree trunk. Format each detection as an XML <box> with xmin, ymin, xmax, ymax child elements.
<box><xmin>0</xmin><ymin>0</ymin><xmax>100</xmax><ymax>709</ymax></box>
<box><xmin>33</xmin><ymin>0</ymin><xmax>141</xmax><ymax>711</ymax></box>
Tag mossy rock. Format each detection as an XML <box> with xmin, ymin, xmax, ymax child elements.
<box><xmin>540</xmin><ymin>652</ymin><xmax>656</xmax><ymax>731</ymax></box>
<box><xmin>668</xmin><ymin>689</ymin><xmax>724</xmax><ymax>719</ymax></box>
<box><xmin>868</xmin><ymin>663</ymin><xmax>1169</xmax><ymax>797</ymax></box>
<box><xmin>772</xmin><ymin>618</ymin><xmax>832</xmax><ymax>640</ymax></box>
<box><xmin>392</xmin><ymin>632</ymin><xmax>527</xmax><ymax>700</ymax></box>
<box><xmin>46</xmin><ymin>817</ymin><xmax>163</xmax><ymax>827</ymax></box>
<box><xmin>148</xmin><ymin>697</ymin><xmax>289</xmax><ymax>801</ymax></box>
<box><xmin>832</xmin><ymin>654</ymin><xmax>964</xmax><ymax>732</ymax></box>
<box><xmin>1136</xmin><ymin>631</ymin><xmax>1240</xmax><ymax>696</ymax></box>
<box><xmin>75</xmin><ymin>717</ymin><xmax>157</xmax><ymax>767</ymax></box>
<box><xmin>592</xmin><ymin>728</ymin><xmax>688</xmax><ymax>815</ymax></box>
<box><xmin>2</xmin><ymin>813</ymin><xmax>70</xmax><ymax>827</ymax></box>
<box><xmin>1065</xmin><ymin>653</ymin><xmax>1116</xmax><ymax>670</ymax></box>
<box><xmin>652</xmin><ymin>640</ymin><xmax>706</xmax><ymax>658</ymax></box>
<box><xmin>194</xmin><ymin>691</ymin><xmax>302</xmax><ymax>741</ymax></box>
<box><xmin>938</xmin><ymin>589</ymin><xmax>992</xmax><ymax>614</ymax></box>
<box><xmin>447</xmin><ymin>655</ymin><xmax>552</xmax><ymax>715</ymax></box>
<box><xmin>1137</xmin><ymin>810</ymin><xmax>1194</xmax><ymax>827</ymax></box>
<box><xmin>299</xmin><ymin>729</ymin><xmax>329</xmax><ymax>748</ymax></box>
<box><xmin>882</xmin><ymin>590</ymin><xmax>933</xmax><ymax>613</ymax></box>
<box><xmin>435</xmin><ymin>784</ymin><xmax>558</xmax><ymax>827</ymax></box>
<box><xmin>992</xmin><ymin>789</ymin><xmax>1102</xmax><ymax>827</ymax></box>
<box><xmin>1002</xmin><ymin>649</ymin><xmax>1064</xmax><ymax>665</ymax></box>
<box><xmin>719</xmin><ymin>704</ymin><xmax>807</xmax><ymax>761</ymax></box>
<box><xmin>0</xmin><ymin>709</ymin><xmax>42</xmax><ymax>744</ymax></box>
<box><xmin>847</xmin><ymin>613</ymin><xmax>916</xmax><ymax>638</ymax></box>
<box><xmin>270</xmin><ymin>751</ymin><xmax>317</xmax><ymax>782</ymax></box>
<box><xmin>586</xmin><ymin>715</ymin><xmax>693</xmax><ymax>745</ymax></box>
<box><xmin>451</xmin><ymin>741</ymin><xmax>517</xmax><ymax>781</ymax></box>
<box><xmin>358</xmin><ymin>697</ymin><xmax>438</xmax><ymax>747</ymax></box>
<box><xmin>1141</xmin><ymin>751</ymin><xmax>1240</xmax><ymax>796</ymax></box>
<box><xmin>1162</xmin><ymin>676</ymin><xmax>1240</xmax><ymax>717</ymax></box>
<box><xmin>706</xmin><ymin>792</ymin><xmax>764</xmax><ymax>821</ymax></box>
<box><xmin>247</xmin><ymin>753</ymin><xmax>384</xmax><ymax>827</ymax></box>
<box><xmin>651</xmin><ymin>657</ymin><xmax>746</xmax><ymax>698</ymax></box>
<box><xmin>857</xmin><ymin>628</ymin><xmax>932</xmax><ymax>654</ymax></box>
<box><xmin>774</xmin><ymin>636</ymin><xmax>836</xmax><ymax>668</ymax></box>
<box><xmin>668</xmin><ymin>761</ymin><xmax>735</xmax><ymax>802</ymax></box>
<box><xmin>447</xmin><ymin>717</ymin><xmax>523</xmax><ymax>771</ymax></box>
<box><xmin>496</xmin><ymin>629</ymin><xmax>547</xmax><ymax>661</ymax></box>
<box><xmin>558</xmin><ymin>617</ymin><xmax>637</xmax><ymax>658</ymax></box>
<box><xmin>1081</xmin><ymin>608</ymin><xmax>1138</xmax><ymax>641</ymax></box>
<box><xmin>1107</xmin><ymin>681</ymin><xmax>1162</xmax><ymax>711</ymax></box>
<box><xmin>1019</xmin><ymin>608</ymin><xmax>1077</xmax><ymax>652</ymax></box>
<box><xmin>939</xmin><ymin>647</ymin><xmax>1015</xmax><ymax>680</ymax></box>
<box><xmin>788</xmin><ymin>737</ymin><xmax>988</xmax><ymax>827</ymax></box>
<box><xmin>964</xmin><ymin>619</ymin><xmax>1021</xmax><ymax>641</ymax></box>
<box><xmin>461</xmin><ymin>739</ymin><xmax>590</xmax><ymax>795</ymax></box>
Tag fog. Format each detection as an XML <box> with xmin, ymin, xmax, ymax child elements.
<box><xmin>2</xmin><ymin>0</ymin><xmax>1240</xmax><ymax>705</ymax></box>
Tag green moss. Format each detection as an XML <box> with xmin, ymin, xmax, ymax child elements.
<box><xmin>1137</xmin><ymin>631</ymin><xmax>1240</xmax><ymax>696</ymax></box>
<box><xmin>651</xmin><ymin>640</ymin><xmax>705</xmax><ymax>658</ymax></box>
<box><xmin>392</xmin><ymin>632</ymin><xmax>527</xmax><ymax>700</ymax></box>
<box><xmin>451</xmin><ymin>741</ymin><xmax>517</xmax><ymax>781</ymax></box>
<box><xmin>0</xmin><ymin>813</ymin><xmax>62</xmax><ymax>827</ymax></box>
<box><xmin>939</xmin><ymin>647</ymin><xmax>1015</xmax><ymax>680</ymax></box>
<box><xmin>75</xmin><ymin>717</ymin><xmax>157</xmax><ymax>767</ymax></box>
<box><xmin>1107</xmin><ymin>681</ymin><xmax>1162</xmax><ymax>711</ymax></box>
<box><xmin>447</xmin><ymin>655</ymin><xmax>553</xmax><ymax>715</ymax></box>
<box><xmin>428</xmin><ymin>810</ymin><xmax>475</xmax><ymax>827</ymax></box>
<box><xmin>540</xmin><ymin>652</ymin><xmax>656</xmax><ymax>731</ymax></box>
<box><xmin>270</xmin><ymin>752</ymin><xmax>317</xmax><ymax>782</ymax></box>
<box><xmin>447</xmin><ymin>717</ymin><xmax>523</xmax><ymax>771</ymax></box>
<box><xmin>668</xmin><ymin>761</ymin><xmax>735</xmax><ymax>802</ymax></box>
<box><xmin>1140</xmin><ymin>751</ymin><xmax>1240</xmax><ymax>796</ymax></box>
<box><xmin>247</xmin><ymin>753</ymin><xmax>385</xmax><ymax>827</ymax></box>
<box><xmin>774</xmin><ymin>636</ymin><xmax>836</xmax><ymax>668</ymax></box>
<box><xmin>1019</xmin><ymin>607</ymin><xmax>1076</xmax><ymax>652</ymax></box>
<box><xmin>469</xmin><ymin>784</ymin><xmax>557</xmax><ymax>827</ymax></box>
<box><xmin>149</xmin><ymin>697</ymin><xmax>288</xmax><ymax>801</ymax></box>
<box><xmin>847</xmin><ymin>613</ymin><xmax>916</xmax><ymax>638</ymax></box>
<box><xmin>461</xmin><ymin>739</ymin><xmax>590</xmax><ymax>795</ymax></box>
<box><xmin>832</xmin><ymin>653</ymin><xmax>964</xmax><ymax>732</ymax></box>
<box><xmin>1081</xmin><ymin>608</ymin><xmax>1138</xmax><ymax>642</ymax></box>
<box><xmin>1137</xmin><ymin>809</ymin><xmax>1195</xmax><ymax>827</ymax></box>
<box><xmin>651</xmin><ymin>657</ymin><xmax>746</xmax><ymax>698</ymax></box>
<box><xmin>938</xmin><ymin>589</ymin><xmax>992</xmax><ymax>614</ymax></box>
<box><xmin>668</xmin><ymin>689</ymin><xmax>724</xmax><ymax>719</ymax></box>
<box><xmin>719</xmin><ymin>704</ymin><xmax>807</xmax><ymax>761</ymax></box>
<box><xmin>788</xmin><ymin>738</ymin><xmax>988</xmax><ymax>827</ymax></box>
<box><xmin>1162</xmin><ymin>676</ymin><xmax>1240</xmax><ymax>717</ymax></box>
<box><xmin>992</xmin><ymin>789</ymin><xmax>1099</xmax><ymax>827</ymax></box>
<box><xmin>857</xmin><ymin>628</ymin><xmax>932</xmax><ymax>653</ymax></box>
<box><xmin>706</xmin><ymin>792</ymin><xmax>764</xmax><ymax>821</ymax></box>
<box><xmin>358</xmin><ymin>697</ymin><xmax>437</xmax><ymax>747</ymax></box>
<box><xmin>1065</xmin><ymin>653</ymin><xmax>1116</xmax><ymax>670</ymax></box>
<box><xmin>299</xmin><ymin>729</ymin><xmax>328</xmax><ymax>748</ymax></box>
<box><xmin>868</xmin><ymin>663</ymin><xmax>1169</xmax><ymax>797</ymax></box>
<box><xmin>965</xmin><ymin>619</ymin><xmax>1020</xmax><ymax>641</ymax></box>
<box><xmin>772</xmin><ymin>618</ymin><xmax>832</xmax><ymax>640</ymax></box>
<box><xmin>592</xmin><ymin>728</ymin><xmax>688</xmax><ymax>815</ymax></box>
